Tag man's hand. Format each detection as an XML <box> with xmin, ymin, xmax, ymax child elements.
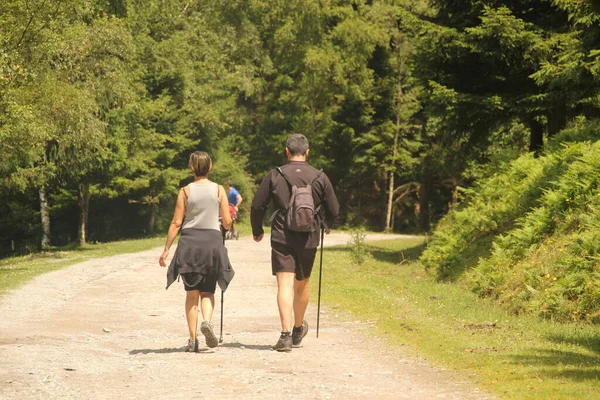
<box><xmin>159</xmin><ymin>249</ymin><xmax>169</xmax><ymax>267</ymax></box>
<box><xmin>253</xmin><ymin>234</ymin><xmax>264</xmax><ymax>242</ymax></box>
<box><xmin>325</xmin><ymin>228</ymin><xmax>331</xmax><ymax>234</ymax></box>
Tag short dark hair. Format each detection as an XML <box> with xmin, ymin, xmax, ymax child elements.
<box><xmin>189</xmin><ymin>151</ymin><xmax>212</xmax><ymax>176</ymax></box>
<box><xmin>286</xmin><ymin>133</ymin><xmax>309</xmax><ymax>156</ymax></box>
<box><xmin>226</xmin><ymin>181</ymin><xmax>233</xmax><ymax>187</ymax></box>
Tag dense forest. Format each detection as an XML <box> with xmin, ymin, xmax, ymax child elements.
<box><xmin>2</xmin><ymin>0</ymin><xmax>600</xmax><ymax>268</ymax></box>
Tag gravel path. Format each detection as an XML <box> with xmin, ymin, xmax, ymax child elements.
<box><xmin>0</xmin><ymin>233</ymin><xmax>493</xmax><ymax>399</ymax></box>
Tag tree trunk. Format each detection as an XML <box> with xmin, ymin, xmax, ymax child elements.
<box><xmin>547</xmin><ymin>100</ymin><xmax>566</xmax><ymax>138</ymax></box>
<box><xmin>78</xmin><ymin>183</ymin><xmax>90</xmax><ymax>246</ymax></box>
<box><xmin>385</xmin><ymin>33</ymin><xmax>404</xmax><ymax>232</ymax></box>
<box><xmin>148</xmin><ymin>203</ymin><xmax>157</xmax><ymax>234</ymax></box>
<box><xmin>528</xmin><ymin>118</ymin><xmax>544</xmax><ymax>154</ymax></box>
<box><xmin>39</xmin><ymin>187</ymin><xmax>51</xmax><ymax>248</ymax></box>
<box><xmin>418</xmin><ymin>176</ymin><xmax>430</xmax><ymax>233</ymax></box>
<box><xmin>450</xmin><ymin>176</ymin><xmax>461</xmax><ymax>206</ymax></box>
<box><xmin>385</xmin><ymin>168</ymin><xmax>395</xmax><ymax>232</ymax></box>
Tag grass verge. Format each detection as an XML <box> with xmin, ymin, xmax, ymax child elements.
<box><xmin>314</xmin><ymin>237</ymin><xmax>600</xmax><ymax>399</ymax></box>
<box><xmin>0</xmin><ymin>236</ymin><xmax>164</xmax><ymax>296</ymax></box>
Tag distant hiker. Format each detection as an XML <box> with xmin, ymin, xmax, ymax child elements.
<box><xmin>159</xmin><ymin>151</ymin><xmax>234</xmax><ymax>353</ymax></box>
<box><xmin>226</xmin><ymin>181</ymin><xmax>243</xmax><ymax>212</ymax></box>
<box><xmin>250</xmin><ymin>133</ymin><xmax>339</xmax><ymax>352</ymax></box>
<box><xmin>226</xmin><ymin>181</ymin><xmax>243</xmax><ymax>239</ymax></box>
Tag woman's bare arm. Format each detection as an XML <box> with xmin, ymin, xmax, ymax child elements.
<box><xmin>159</xmin><ymin>188</ymin><xmax>186</xmax><ymax>267</ymax></box>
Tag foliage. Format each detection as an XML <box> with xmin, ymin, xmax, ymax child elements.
<box><xmin>0</xmin><ymin>0</ymin><xmax>440</xmax><ymax>255</ymax></box>
<box><xmin>420</xmin><ymin>147</ymin><xmax>579</xmax><ymax>279</ymax></box>
<box><xmin>5</xmin><ymin>0</ymin><xmax>600</xmax><ymax>267</ymax></box>
<box><xmin>470</xmin><ymin>141</ymin><xmax>600</xmax><ymax>322</ymax></box>
<box><xmin>349</xmin><ymin>228</ymin><xmax>371</xmax><ymax>265</ymax></box>
<box><xmin>414</xmin><ymin>0</ymin><xmax>600</xmax><ymax>323</ymax></box>
<box><xmin>421</xmin><ymin>121</ymin><xmax>600</xmax><ymax>322</ymax></box>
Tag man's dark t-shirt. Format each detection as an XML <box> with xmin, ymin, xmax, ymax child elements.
<box><xmin>251</xmin><ymin>161</ymin><xmax>339</xmax><ymax>249</ymax></box>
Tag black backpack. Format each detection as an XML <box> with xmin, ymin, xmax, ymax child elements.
<box><xmin>276</xmin><ymin>166</ymin><xmax>322</xmax><ymax>232</ymax></box>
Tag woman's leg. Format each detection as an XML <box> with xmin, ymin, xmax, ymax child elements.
<box><xmin>185</xmin><ymin>290</ymin><xmax>201</xmax><ymax>339</ymax></box>
<box><xmin>200</xmin><ymin>292</ymin><xmax>215</xmax><ymax>321</ymax></box>
<box><xmin>199</xmin><ymin>291</ymin><xmax>218</xmax><ymax>348</ymax></box>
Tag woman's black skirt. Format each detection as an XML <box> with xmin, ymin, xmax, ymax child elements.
<box><xmin>166</xmin><ymin>228</ymin><xmax>234</xmax><ymax>292</ymax></box>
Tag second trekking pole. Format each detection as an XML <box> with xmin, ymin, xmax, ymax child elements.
<box><xmin>220</xmin><ymin>225</ymin><xmax>226</xmax><ymax>343</ymax></box>
<box><xmin>316</xmin><ymin>227</ymin><xmax>325</xmax><ymax>338</ymax></box>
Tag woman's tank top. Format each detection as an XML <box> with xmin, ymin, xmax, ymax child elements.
<box><xmin>181</xmin><ymin>182</ymin><xmax>220</xmax><ymax>231</ymax></box>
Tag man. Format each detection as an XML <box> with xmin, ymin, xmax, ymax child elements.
<box><xmin>226</xmin><ymin>181</ymin><xmax>243</xmax><ymax>238</ymax></box>
<box><xmin>226</xmin><ymin>181</ymin><xmax>243</xmax><ymax>212</ymax></box>
<box><xmin>251</xmin><ymin>133</ymin><xmax>339</xmax><ymax>352</ymax></box>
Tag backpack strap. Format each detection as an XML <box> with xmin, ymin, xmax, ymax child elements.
<box><xmin>276</xmin><ymin>166</ymin><xmax>323</xmax><ymax>187</ymax></box>
<box><xmin>311</xmin><ymin>169</ymin><xmax>323</xmax><ymax>184</ymax></box>
<box><xmin>276</xmin><ymin>166</ymin><xmax>295</xmax><ymax>188</ymax></box>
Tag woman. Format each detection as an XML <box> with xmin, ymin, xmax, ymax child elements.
<box><xmin>159</xmin><ymin>151</ymin><xmax>233</xmax><ymax>352</ymax></box>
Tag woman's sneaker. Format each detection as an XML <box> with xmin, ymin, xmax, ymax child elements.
<box><xmin>200</xmin><ymin>321</ymin><xmax>219</xmax><ymax>348</ymax></box>
<box><xmin>273</xmin><ymin>333</ymin><xmax>292</xmax><ymax>352</ymax></box>
<box><xmin>292</xmin><ymin>320</ymin><xmax>309</xmax><ymax>346</ymax></box>
<box><xmin>185</xmin><ymin>338</ymin><xmax>198</xmax><ymax>353</ymax></box>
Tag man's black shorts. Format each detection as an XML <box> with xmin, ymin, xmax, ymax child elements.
<box><xmin>271</xmin><ymin>241</ymin><xmax>317</xmax><ymax>281</ymax></box>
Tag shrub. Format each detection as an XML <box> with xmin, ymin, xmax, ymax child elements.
<box><xmin>421</xmin><ymin>134</ymin><xmax>600</xmax><ymax>322</ymax></box>
<box><xmin>349</xmin><ymin>228</ymin><xmax>371</xmax><ymax>265</ymax></box>
<box><xmin>420</xmin><ymin>150</ymin><xmax>572</xmax><ymax>280</ymax></box>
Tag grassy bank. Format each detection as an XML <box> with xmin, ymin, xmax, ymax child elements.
<box><xmin>315</xmin><ymin>237</ymin><xmax>600</xmax><ymax>399</ymax></box>
<box><xmin>420</xmin><ymin>140</ymin><xmax>600</xmax><ymax>323</ymax></box>
<box><xmin>0</xmin><ymin>236</ymin><xmax>165</xmax><ymax>295</ymax></box>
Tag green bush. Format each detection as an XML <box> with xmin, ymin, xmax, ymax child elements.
<box><xmin>349</xmin><ymin>228</ymin><xmax>371</xmax><ymax>265</ymax></box>
<box><xmin>421</xmin><ymin>132</ymin><xmax>600</xmax><ymax>322</ymax></box>
<box><xmin>470</xmin><ymin>141</ymin><xmax>600</xmax><ymax>322</ymax></box>
<box><xmin>420</xmin><ymin>149</ymin><xmax>573</xmax><ymax>280</ymax></box>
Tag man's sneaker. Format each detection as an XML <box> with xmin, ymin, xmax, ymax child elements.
<box><xmin>200</xmin><ymin>321</ymin><xmax>219</xmax><ymax>348</ymax></box>
<box><xmin>292</xmin><ymin>320</ymin><xmax>309</xmax><ymax>346</ymax></box>
<box><xmin>273</xmin><ymin>333</ymin><xmax>292</xmax><ymax>352</ymax></box>
<box><xmin>185</xmin><ymin>338</ymin><xmax>198</xmax><ymax>353</ymax></box>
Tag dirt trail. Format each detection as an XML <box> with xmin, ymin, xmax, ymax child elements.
<box><xmin>0</xmin><ymin>233</ymin><xmax>493</xmax><ymax>399</ymax></box>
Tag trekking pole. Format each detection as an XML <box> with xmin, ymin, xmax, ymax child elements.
<box><xmin>317</xmin><ymin>226</ymin><xmax>325</xmax><ymax>338</ymax></box>
<box><xmin>220</xmin><ymin>225</ymin><xmax>226</xmax><ymax>343</ymax></box>
<box><xmin>219</xmin><ymin>290</ymin><xmax>224</xmax><ymax>343</ymax></box>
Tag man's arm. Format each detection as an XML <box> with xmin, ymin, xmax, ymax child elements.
<box><xmin>235</xmin><ymin>193</ymin><xmax>243</xmax><ymax>210</ymax></box>
<box><xmin>250</xmin><ymin>171</ymin><xmax>273</xmax><ymax>239</ymax></box>
<box><xmin>320</xmin><ymin>174</ymin><xmax>339</xmax><ymax>231</ymax></box>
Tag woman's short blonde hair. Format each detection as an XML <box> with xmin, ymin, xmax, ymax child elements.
<box><xmin>189</xmin><ymin>151</ymin><xmax>212</xmax><ymax>177</ymax></box>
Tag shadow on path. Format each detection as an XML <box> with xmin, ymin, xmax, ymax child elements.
<box><xmin>129</xmin><ymin>347</ymin><xmax>205</xmax><ymax>355</ymax></box>
<box><xmin>219</xmin><ymin>342</ymin><xmax>273</xmax><ymax>351</ymax></box>
<box><xmin>129</xmin><ymin>343</ymin><xmax>276</xmax><ymax>354</ymax></box>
